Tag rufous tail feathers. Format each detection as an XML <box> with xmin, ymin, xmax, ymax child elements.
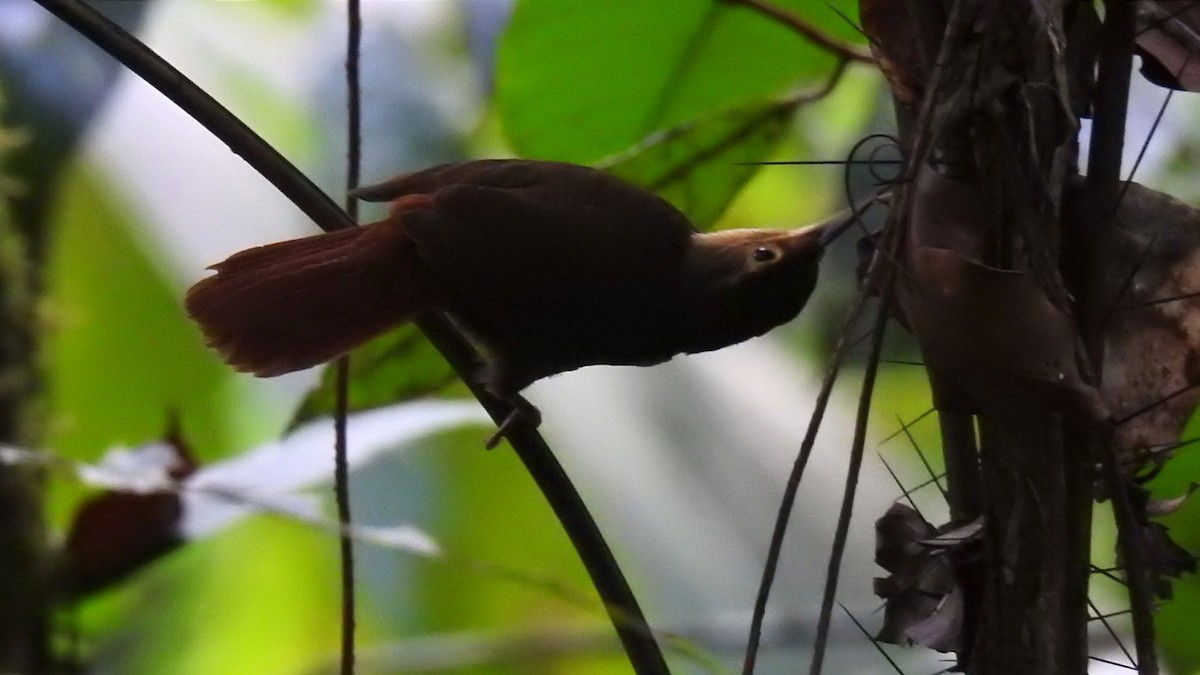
<box><xmin>185</xmin><ymin>218</ymin><xmax>439</xmax><ymax>376</ymax></box>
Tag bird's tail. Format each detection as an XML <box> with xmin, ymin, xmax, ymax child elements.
<box><xmin>185</xmin><ymin>218</ymin><xmax>439</xmax><ymax>376</ymax></box>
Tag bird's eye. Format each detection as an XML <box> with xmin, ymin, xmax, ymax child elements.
<box><xmin>752</xmin><ymin>246</ymin><xmax>778</xmax><ymax>263</ymax></box>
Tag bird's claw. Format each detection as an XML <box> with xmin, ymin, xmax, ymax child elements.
<box><xmin>485</xmin><ymin>397</ymin><xmax>542</xmax><ymax>449</ymax></box>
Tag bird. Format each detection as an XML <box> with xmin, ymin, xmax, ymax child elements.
<box><xmin>185</xmin><ymin>159</ymin><xmax>836</xmax><ymax>444</ymax></box>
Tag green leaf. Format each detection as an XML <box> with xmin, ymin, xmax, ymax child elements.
<box><xmin>80</xmin><ymin>519</ymin><xmax>340</xmax><ymax>675</ymax></box>
<box><xmin>497</xmin><ymin>0</ymin><xmax>861</xmax><ymax>163</ymax></box>
<box><xmin>45</xmin><ymin>165</ymin><xmax>238</xmax><ymax>462</ymax></box>
<box><xmin>601</xmin><ymin>98</ymin><xmax>799</xmax><ymax>228</ymax></box>
<box><xmin>290</xmin><ymin>324</ymin><xmax>458</xmax><ymax>425</ymax></box>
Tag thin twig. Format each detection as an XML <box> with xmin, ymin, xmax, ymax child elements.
<box><xmin>809</xmin><ymin>295</ymin><xmax>891</xmax><ymax>675</ymax></box>
<box><xmin>717</xmin><ymin>0</ymin><xmax>874</xmax><ymax>63</ymax></box>
<box><xmin>897</xmin><ymin>413</ymin><xmax>947</xmax><ymax>500</ymax></box>
<box><xmin>1113</xmin><ymin>381</ymin><xmax>1200</xmax><ymax>427</ymax></box>
<box><xmin>1097</xmin><ymin>48</ymin><xmax>1192</xmax><ymax>329</ymax></box>
<box><xmin>1089</xmin><ymin>655</ymin><xmax>1140</xmax><ymax>671</ymax></box>
<box><xmin>1114</xmin><ymin>289</ymin><xmax>1200</xmax><ymax>311</ymax></box>
<box><xmin>878</xmin><ymin>407</ymin><xmax>935</xmax><ymax>445</ymax></box>
<box><xmin>30</xmin><ymin>2</ymin><xmax>668</xmax><ymax>671</ymax></box>
<box><xmin>334</xmin><ymin>358</ymin><xmax>354</xmax><ymax>675</ymax></box>
<box><xmin>1089</xmin><ymin>608</ymin><xmax>1136</xmax><ymax>622</ymax></box>
<box><xmin>1089</xmin><ymin>598</ymin><xmax>1136</xmax><ymax>668</ymax></box>
<box><xmin>621</xmin><ymin>58</ymin><xmax>852</xmax><ymax>198</ymax></box>
<box><xmin>895</xmin><ymin>471</ymin><xmax>948</xmax><ymax>498</ymax></box>
<box><xmin>877</xmin><ymin>453</ymin><xmax>923</xmax><ymax>520</ymax></box>
<box><xmin>1101</xmin><ymin>439</ymin><xmax>1158</xmax><ymax>675</ymax></box>
<box><xmin>740</xmin><ymin>288</ymin><xmax>875</xmax><ymax>673</ymax></box>
<box><xmin>837</xmin><ymin>603</ymin><xmax>904</xmax><ymax>674</ymax></box>
<box><xmin>740</xmin><ymin>149</ymin><xmax>896</xmax><ymax>673</ymax></box>
<box><xmin>412</xmin><ymin>318</ymin><xmax>669</xmax><ymax>674</ymax></box>
<box><xmin>335</xmin><ymin>0</ymin><xmax>363</xmax><ymax>672</ymax></box>
<box><xmin>1091</xmin><ymin>563</ymin><xmax>1129</xmax><ymax>586</ymax></box>
<box><xmin>739</xmin><ymin>159</ymin><xmax>903</xmax><ymax>166</ymax></box>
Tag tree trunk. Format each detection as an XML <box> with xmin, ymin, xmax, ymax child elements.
<box><xmin>862</xmin><ymin>0</ymin><xmax>1133</xmax><ymax>671</ymax></box>
<box><xmin>0</xmin><ymin>214</ymin><xmax>49</xmax><ymax>671</ymax></box>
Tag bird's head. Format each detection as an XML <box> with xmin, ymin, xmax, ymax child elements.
<box><xmin>681</xmin><ymin>225</ymin><xmax>825</xmax><ymax>343</ymax></box>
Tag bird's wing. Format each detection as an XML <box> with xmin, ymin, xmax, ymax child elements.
<box><xmin>393</xmin><ymin>163</ymin><xmax>695</xmax><ymax>375</ymax></box>
<box><xmin>396</xmin><ymin>163</ymin><xmax>693</xmax><ymax>304</ymax></box>
<box><xmin>350</xmin><ymin>160</ymin><xmax>542</xmax><ymax>203</ymax></box>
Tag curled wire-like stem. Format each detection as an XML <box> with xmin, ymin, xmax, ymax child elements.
<box><xmin>742</xmin><ymin>126</ymin><xmax>897</xmax><ymax>672</ymax></box>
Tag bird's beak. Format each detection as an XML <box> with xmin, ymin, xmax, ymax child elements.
<box><xmin>780</xmin><ymin>224</ymin><xmax>826</xmax><ymax>252</ymax></box>
<box><xmin>815</xmin><ymin>191</ymin><xmax>891</xmax><ymax>247</ymax></box>
<box><xmin>818</xmin><ymin>213</ymin><xmax>857</xmax><ymax>247</ymax></box>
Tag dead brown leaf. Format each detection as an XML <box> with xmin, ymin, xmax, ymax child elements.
<box><xmin>874</xmin><ymin>502</ymin><xmax>981</xmax><ymax>653</ymax></box>
<box><xmin>1080</xmin><ymin>181</ymin><xmax>1200</xmax><ymax>467</ymax></box>
<box><xmin>1135</xmin><ymin>1</ymin><xmax>1200</xmax><ymax>92</ymax></box>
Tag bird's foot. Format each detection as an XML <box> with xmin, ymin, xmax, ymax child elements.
<box><xmin>485</xmin><ymin>396</ymin><xmax>542</xmax><ymax>450</ymax></box>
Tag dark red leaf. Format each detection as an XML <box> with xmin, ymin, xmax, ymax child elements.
<box><xmin>62</xmin><ymin>421</ymin><xmax>195</xmax><ymax>599</ymax></box>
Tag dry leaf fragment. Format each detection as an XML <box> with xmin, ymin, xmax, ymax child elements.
<box><xmin>874</xmin><ymin>502</ymin><xmax>982</xmax><ymax>653</ymax></box>
<box><xmin>1135</xmin><ymin>1</ymin><xmax>1200</xmax><ymax>92</ymax></box>
<box><xmin>1116</xmin><ymin>481</ymin><xmax>1200</xmax><ymax>600</ymax></box>
<box><xmin>1077</xmin><ymin>181</ymin><xmax>1200</xmax><ymax>467</ymax></box>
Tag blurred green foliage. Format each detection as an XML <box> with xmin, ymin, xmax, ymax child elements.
<box><xmin>292</xmin><ymin>325</ymin><xmax>456</xmax><ymax>426</ymax></box>
<box><xmin>20</xmin><ymin>0</ymin><xmax>1200</xmax><ymax>674</ymax></box>
<box><xmin>602</xmin><ymin>98</ymin><xmax>802</xmax><ymax>228</ymax></box>
<box><xmin>497</xmin><ymin>0</ymin><xmax>862</xmax><ymax>164</ymax></box>
<box><xmin>44</xmin><ymin>166</ymin><xmax>234</xmax><ymax>463</ymax></box>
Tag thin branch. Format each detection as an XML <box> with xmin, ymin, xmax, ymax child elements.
<box><xmin>1089</xmin><ymin>608</ymin><xmax>1136</xmax><ymax>623</ymax></box>
<box><xmin>1088</xmin><ymin>5</ymin><xmax>1161</xmax><ymax>667</ymax></box>
<box><xmin>30</xmin><ymin>2</ymin><xmax>668</xmax><ymax>671</ymax></box>
<box><xmin>411</xmin><ymin>319</ymin><xmax>670</xmax><ymax>674</ymax></box>
<box><xmin>1113</xmin><ymin>381</ymin><xmax>1200</xmax><ymax>427</ymax></box>
<box><xmin>1101</xmin><ymin>441</ymin><xmax>1158</xmax><ymax>675</ymax></box>
<box><xmin>1098</xmin><ymin>50</ymin><xmax>1191</xmax><ymax>328</ymax></box>
<box><xmin>897</xmin><ymin>413</ymin><xmax>947</xmax><ymax>500</ymax></box>
<box><xmin>1089</xmin><ymin>598</ymin><xmax>1136</xmax><ymax>668</ymax></box>
<box><xmin>616</xmin><ymin>58</ymin><xmax>852</xmax><ymax>197</ymax></box>
<box><xmin>896</xmin><ymin>471</ymin><xmax>948</xmax><ymax>498</ymax></box>
<box><xmin>837</xmin><ymin>603</ymin><xmax>904</xmax><ymax>674</ymax></box>
<box><xmin>738</xmin><ymin>159</ymin><xmax>902</xmax><ymax>166</ymax></box>
<box><xmin>334</xmin><ymin>357</ymin><xmax>354</xmax><ymax>675</ymax></box>
<box><xmin>809</xmin><ymin>295</ymin><xmax>891</xmax><ymax>675</ymax></box>
<box><xmin>717</xmin><ymin>0</ymin><xmax>874</xmax><ymax>63</ymax></box>
<box><xmin>335</xmin><ymin>0</ymin><xmax>363</xmax><ymax>672</ymax></box>
<box><xmin>735</xmin><ymin>138</ymin><xmax>900</xmax><ymax>674</ymax></box>
<box><xmin>877</xmin><ymin>453</ymin><xmax>923</xmax><ymax>520</ymax></box>
<box><xmin>1113</xmin><ymin>289</ymin><xmax>1200</xmax><ymax>311</ymax></box>
<box><xmin>1115</xmin><ymin>75</ymin><xmax>1177</xmax><ymax>210</ymax></box>
<box><xmin>1089</xmin><ymin>655</ymin><xmax>1140</xmax><ymax>671</ymax></box>
<box><xmin>878</xmin><ymin>407</ymin><xmax>935</xmax><ymax>445</ymax></box>
<box><xmin>1091</xmin><ymin>563</ymin><xmax>1129</xmax><ymax>586</ymax></box>
<box><xmin>741</xmin><ymin>288</ymin><xmax>875</xmax><ymax>674</ymax></box>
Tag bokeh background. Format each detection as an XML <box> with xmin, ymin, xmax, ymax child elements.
<box><xmin>4</xmin><ymin>1</ymin><xmax>1200</xmax><ymax>673</ymax></box>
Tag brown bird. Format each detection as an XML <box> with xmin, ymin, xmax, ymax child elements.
<box><xmin>186</xmin><ymin>160</ymin><xmax>832</xmax><ymax>442</ymax></box>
